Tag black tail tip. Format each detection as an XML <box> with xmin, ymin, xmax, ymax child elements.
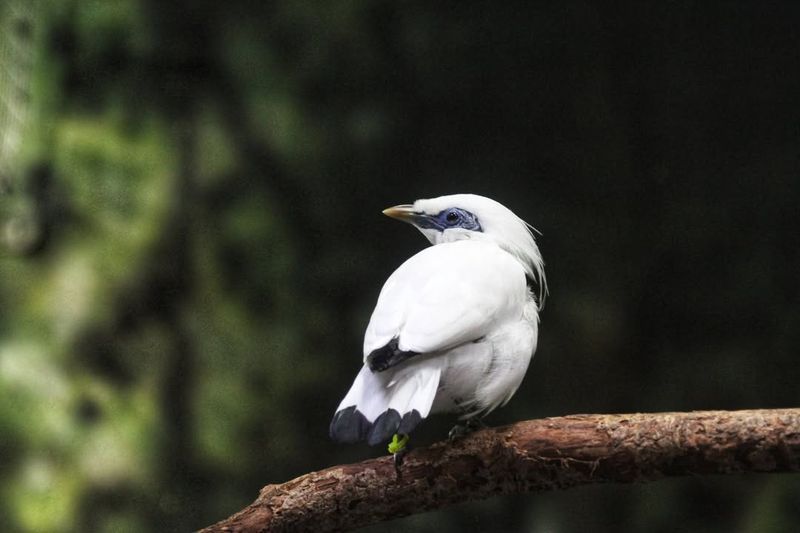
<box><xmin>367</xmin><ymin>409</ymin><xmax>402</xmax><ymax>446</ymax></box>
<box><xmin>366</xmin><ymin>409</ymin><xmax>424</xmax><ymax>446</ymax></box>
<box><xmin>329</xmin><ymin>406</ymin><xmax>370</xmax><ymax>443</ymax></box>
<box><xmin>398</xmin><ymin>410</ymin><xmax>422</xmax><ymax>435</ymax></box>
<box><xmin>331</xmin><ymin>407</ymin><xmax>425</xmax><ymax>446</ymax></box>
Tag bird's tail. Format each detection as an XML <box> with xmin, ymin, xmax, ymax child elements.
<box><xmin>329</xmin><ymin>360</ymin><xmax>442</xmax><ymax>446</ymax></box>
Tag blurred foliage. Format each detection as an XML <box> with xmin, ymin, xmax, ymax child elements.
<box><xmin>1</xmin><ymin>0</ymin><xmax>799</xmax><ymax>532</ymax></box>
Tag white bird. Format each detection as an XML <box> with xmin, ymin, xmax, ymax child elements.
<box><xmin>329</xmin><ymin>194</ymin><xmax>546</xmax><ymax>447</ymax></box>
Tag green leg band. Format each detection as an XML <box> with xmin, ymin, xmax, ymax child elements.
<box><xmin>388</xmin><ymin>433</ymin><xmax>409</xmax><ymax>454</ymax></box>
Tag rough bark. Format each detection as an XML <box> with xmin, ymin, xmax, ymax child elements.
<box><xmin>199</xmin><ymin>408</ymin><xmax>800</xmax><ymax>532</ymax></box>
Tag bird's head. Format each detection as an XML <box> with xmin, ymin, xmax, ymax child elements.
<box><xmin>383</xmin><ymin>193</ymin><xmax>547</xmax><ymax>308</ymax></box>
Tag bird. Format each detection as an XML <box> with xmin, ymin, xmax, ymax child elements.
<box><xmin>329</xmin><ymin>193</ymin><xmax>546</xmax><ymax>453</ymax></box>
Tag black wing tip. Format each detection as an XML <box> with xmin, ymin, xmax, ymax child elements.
<box><xmin>366</xmin><ymin>338</ymin><xmax>419</xmax><ymax>372</ymax></box>
<box><xmin>329</xmin><ymin>406</ymin><xmax>370</xmax><ymax>443</ymax></box>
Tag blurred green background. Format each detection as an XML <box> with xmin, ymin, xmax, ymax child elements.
<box><xmin>1</xmin><ymin>0</ymin><xmax>799</xmax><ymax>531</ymax></box>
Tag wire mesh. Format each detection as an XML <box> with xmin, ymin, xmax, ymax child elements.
<box><xmin>0</xmin><ymin>0</ymin><xmax>39</xmax><ymax>193</ymax></box>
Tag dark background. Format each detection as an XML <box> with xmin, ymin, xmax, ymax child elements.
<box><xmin>1</xmin><ymin>1</ymin><xmax>798</xmax><ymax>531</ymax></box>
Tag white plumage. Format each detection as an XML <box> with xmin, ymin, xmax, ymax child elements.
<box><xmin>330</xmin><ymin>194</ymin><xmax>546</xmax><ymax>446</ymax></box>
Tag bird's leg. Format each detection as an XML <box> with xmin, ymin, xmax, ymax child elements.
<box><xmin>393</xmin><ymin>448</ymin><xmax>408</xmax><ymax>479</ymax></box>
<box><xmin>468</xmin><ymin>417</ymin><xmax>487</xmax><ymax>430</ymax></box>
<box><xmin>388</xmin><ymin>433</ymin><xmax>410</xmax><ymax>478</ymax></box>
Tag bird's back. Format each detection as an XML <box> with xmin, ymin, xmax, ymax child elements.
<box><xmin>363</xmin><ymin>240</ymin><xmax>529</xmax><ymax>358</ymax></box>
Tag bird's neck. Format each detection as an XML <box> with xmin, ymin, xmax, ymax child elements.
<box><xmin>420</xmin><ymin>226</ymin><xmax>547</xmax><ymax>310</ymax></box>
<box><xmin>421</xmin><ymin>231</ymin><xmax>544</xmax><ymax>300</ymax></box>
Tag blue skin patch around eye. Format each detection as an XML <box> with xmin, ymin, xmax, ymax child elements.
<box><xmin>416</xmin><ymin>208</ymin><xmax>482</xmax><ymax>232</ymax></box>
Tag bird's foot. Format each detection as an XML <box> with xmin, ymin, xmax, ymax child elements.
<box><xmin>448</xmin><ymin>418</ymin><xmax>486</xmax><ymax>441</ymax></box>
<box><xmin>448</xmin><ymin>424</ymin><xmax>468</xmax><ymax>441</ymax></box>
<box><xmin>388</xmin><ymin>434</ymin><xmax>410</xmax><ymax>479</ymax></box>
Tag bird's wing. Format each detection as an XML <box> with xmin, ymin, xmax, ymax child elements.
<box><xmin>363</xmin><ymin>241</ymin><xmax>527</xmax><ymax>358</ymax></box>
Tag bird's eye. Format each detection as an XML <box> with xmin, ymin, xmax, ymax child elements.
<box><xmin>445</xmin><ymin>210</ymin><xmax>460</xmax><ymax>224</ymax></box>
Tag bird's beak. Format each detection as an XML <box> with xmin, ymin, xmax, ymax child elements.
<box><xmin>382</xmin><ymin>204</ymin><xmax>418</xmax><ymax>224</ymax></box>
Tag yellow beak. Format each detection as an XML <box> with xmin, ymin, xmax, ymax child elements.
<box><xmin>382</xmin><ymin>204</ymin><xmax>417</xmax><ymax>222</ymax></box>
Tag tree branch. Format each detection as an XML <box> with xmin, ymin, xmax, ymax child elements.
<box><xmin>199</xmin><ymin>408</ymin><xmax>800</xmax><ymax>532</ymax></box>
